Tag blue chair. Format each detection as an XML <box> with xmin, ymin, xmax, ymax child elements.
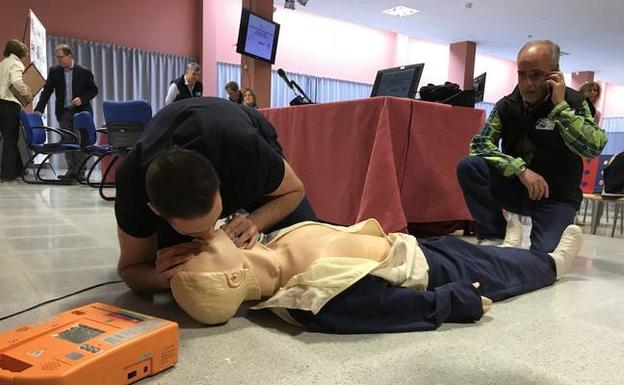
<box><xmin>18</xmin><ymin>111</ymin><xmax>80</xmax><ymax>184</ymax></box>
<box><xmin>99</xmin><ymin>100</ymin><xmax>152</xmax><ymax>200</ymax></box>
<box><xmin>73</xmin><ymin>111</ymin><xmax>114</xmax><ymax>186</ymax></box>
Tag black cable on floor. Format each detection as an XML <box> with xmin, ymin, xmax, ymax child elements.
<box><xmin>0</xmin><ymin>280</ymin><xmax>124</xmax><ymax>322</ymax></box>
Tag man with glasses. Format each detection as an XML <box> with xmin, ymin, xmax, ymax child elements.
<box><xmin>35</xmin><ymin>43</ymin><xmax>98</xmax><ymax>181</ymax></box>
<box><xmin>456</xmin><ymin>40</ymin><xmax>607</xmax><ymax>252</ymax></box>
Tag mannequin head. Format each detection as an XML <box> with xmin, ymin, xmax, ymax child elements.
<box><xmin>170</xmin><ymin>230</ymin><xmax>261</xmax><ymax>324</ymax></box>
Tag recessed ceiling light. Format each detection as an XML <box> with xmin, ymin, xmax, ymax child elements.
<box><xmin>382</xmin><ymin>6</ymin><xmax>420</xmax><ymax>17</ymax></box>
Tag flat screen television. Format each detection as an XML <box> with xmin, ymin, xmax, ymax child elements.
<box><xmin>236</xmin><ymin>8</ymin><xmax>280</xmax><ymax>64</ymax></box>
<box><xmin>473</xmin><ymin>72</ymin><xmax>487</xmax><ymax>103</ymax></box>
<box><xmin>370</xmin><ymin>63</ymin><xmax>425</xmax><ymax>99</ymax></box>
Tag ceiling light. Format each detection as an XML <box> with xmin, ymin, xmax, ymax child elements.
<box><xmin>297</xmin><ymin>0</ymin><xmax>308</xmax><ymax>6</ymax></box>
<box><xmin>382</xmin><ymin>6</ymin><xmax>419</xmax><ymax>17</ymax></box>
<box><xmin>284</xmin><ymin>0</ymin><xmax>295</xmax><ymax>10</ymax></box>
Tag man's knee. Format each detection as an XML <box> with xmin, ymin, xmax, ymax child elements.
<box><xmin>456</xmin><ymin>156</ymin><xmax>487</xmax><ymax>182</ymax></box>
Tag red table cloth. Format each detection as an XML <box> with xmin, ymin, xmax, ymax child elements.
<box><xmin>261</xmin><ymin>96</ymin><xmax>485</xmax><ymax>233</ymax></box>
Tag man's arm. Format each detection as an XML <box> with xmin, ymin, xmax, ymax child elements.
<box><xmin>34</xmin><ymin>68</ymin><xmax>54</xmax><ymax>113</ymax></box>
<box><xmin>164</xmin><ymin>83</ymin><xmax>178</xmax><ymax>105</ymax></box>
<box><xmin>550</xmin><ymin>99</ymin><xmax>608</xmax><ymax>159</ymax></box>
<box><xmin>117</xmin><ymin>227</ymin><xmax>161</xmax><ymax>293</ymax></box>
<box><xmin>79</xmin><ymin>68</ymin><xmax>98</xmax><ymax>105</ymax></box>
<box><xmin>248</xmin><ymin>160</ymin><xmax>304</xmax><ymax>231</ymax></box>
<box><xmin>469</xmin><ymin>108</ymin><xmax>527</xmax><ymax>177</ymax></box>
<box><xmin>117</xmin><ymin>227</ymin><xmax>200</xmax><ymax>293</ymax></box>
<box><xmin>222</xmin><ymin>160</ymin><xmax>305</xmax><ymax>248</ymax></box>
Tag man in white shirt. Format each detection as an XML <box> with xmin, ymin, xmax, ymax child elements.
<box><xmin>165</xmin><ymin>63</ymin><xmax>202</xmax><ymax>105</ymax></box>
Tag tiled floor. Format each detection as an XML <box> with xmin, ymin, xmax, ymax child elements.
<box><xmin>1</xmin><ymin>181</ymin><xmax>623</xmax><ymax>385</ymax></box>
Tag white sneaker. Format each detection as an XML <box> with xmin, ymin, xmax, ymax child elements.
<box><xmin>501</xmin><ymin>216</ymin><xmax>523</xmax><ymax>248</ymax></box>
<box><xmin>549</xmin><ymin>225</ymin><xmax>583</xmax><ymax>279</ymax></box>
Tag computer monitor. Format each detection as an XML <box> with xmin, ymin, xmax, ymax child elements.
<box><xmin>473</xmin><ymin>72</ymin><xmax>487</xmax><ymax>103</ymax></box>
<box><xmin>236</xmin><ymin>8</ymin><xmax>280</xmax><ymax>64</ymax></box>
<box><xmin>370</xmin><ymin>64</ymin><xmax>425</xmax><ymax>99</ymax></box>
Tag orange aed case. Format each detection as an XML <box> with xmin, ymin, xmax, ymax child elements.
<box><xmin>0</xmin><ymin>303</ymin><xmax>178</xmax><ymax>385</ymax></box>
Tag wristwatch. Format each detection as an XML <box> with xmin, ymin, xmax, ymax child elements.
<box><xmin>516</xmin><ymin>165</ymin><xmax>527</xmax><ymax>176</ymax></box>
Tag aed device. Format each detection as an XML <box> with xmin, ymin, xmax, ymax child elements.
<box><xmin>0</xmin><ymin>303</ymin><xmax>178</xmax><ymax>385</ymax></box>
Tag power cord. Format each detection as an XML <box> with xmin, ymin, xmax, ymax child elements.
<box><xmin>0</xmin><ymin>280</ymin><xmax>124</xmax><ymax>322</ymax></box>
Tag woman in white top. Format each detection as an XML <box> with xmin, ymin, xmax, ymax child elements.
<box><xmin>0</xmin><ymin>40</ymin><xmax>32</xmax><ymax>181</ymax></box>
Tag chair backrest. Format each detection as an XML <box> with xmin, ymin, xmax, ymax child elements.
<box><xmin>18</xmin><ymin>111</ymin><xmax>47</xmax><ymax>146</ymax></box>
<box><xmin>73</xmin><ymin>111</ymin><xmax>97</xmax><ymax>147</ymax></box>
<box><xmin>102</xmin><ymin>100</ymin><xmax>152</xmax><ymax>148</ymax></box>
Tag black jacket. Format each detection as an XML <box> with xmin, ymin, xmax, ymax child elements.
<box><xmin>35</xmin><ymin>64</ymin><xmax>98</xmax><ymax>119</ymax></box>
<box><xmin>171</xmin><ymin>75</ymin><xmax>202</xmax><ymax>102</ymax></box>
<box><xmin>496</xmin><ymin>86</ymin><xmax>588</xmax><ymax>204</ymax></box>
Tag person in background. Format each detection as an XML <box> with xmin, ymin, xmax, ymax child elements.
<box><xmin>456</xmin><ymin>40</ymin><xmax>607</xmax><ymax>253</ymax></box>
<box><xmin>35</xmin><ymin>43</ymin><xmax>98</xmax><ymax>181</ymax></box>
<box><xmin>225</xmin><ymin>81</ymin><xmax>243</xmax><ymax>104</ymax></box>
<box><xmin>165</xmin><ymin>62</ymin><xmax>202</xmax><ymax>105</ymax></box>
<box><xmin>0</xmin><ymin>39</ymin><xmax>32</xmax><ymax>182</ymax></box>
<box><xmin>579</xmin><ymin>81</ymin><xmax>602</xmax><ymax>124</ymax></box>
<box><xmin>243</xmin><ymin>88</ymin><xmax>258</xmax><ymax>109</ymax></box>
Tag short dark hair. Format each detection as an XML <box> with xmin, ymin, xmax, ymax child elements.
<box><xmin>145</xmin><ymin>148</ymin><xmax>221</xmax><ymax>220</ymax></box>
<box><xmin>3</xmin><ymin>39</ymin><xmax>28</xmax><ymax>59</ymax></box>
<box><xmin>54</xmin><ymin>43</ymin><xmax>73</xmax><ymax>57</ymax></box>
<box><xmin>225</xmin><ymin>81</ymin><xmax>240</xmax><ymax>92</ymax></box>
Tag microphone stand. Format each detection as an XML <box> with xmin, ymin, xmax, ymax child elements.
<box><xmin>290</xmin><ymin>80</ymin><xmax>314</xmax><ymax>104</ymax></box>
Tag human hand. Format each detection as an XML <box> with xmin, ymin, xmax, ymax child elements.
<box><xmin>545</xmin><ymin>71</ymin><xmax>566</xmax><ymax>105</ymax></box>
<box><xmin>221</xmin><ymin>214</ymin><xmax>259</xmax><ymax>249</ymax></box>
<box><xmin>473</xmin><ymin>282</ymin><xmax>493</xmax><ymax>314</ymax></box>
<box><xmin>154</xmin><ymin>242</ymin><xmax>199</xmax><ymax>288</ymax></box>
<box><xmin>518</xmin><ymin>168</ymin><xmax>549</xmax><ymax>200</ymax></box>
<box><xmin>71</xmin><ymin>97</ymin><xmax>82</xmax><ymax>107</ymax></box>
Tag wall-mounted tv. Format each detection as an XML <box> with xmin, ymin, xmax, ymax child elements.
<box><xmin>236</xmin><ymin>8</ymin><xmax>280</xmax><ymax>64</ymax></box>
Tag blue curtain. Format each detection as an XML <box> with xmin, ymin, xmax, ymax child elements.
<box><xmin>217</xmin><ymin>62</ymin><xmax>372</xmax><ymax>108</ymax></box>
<box><xmin>602</xmin><ymin>117</ymin><xmax>624</xmax><ymax>133</ymax></box>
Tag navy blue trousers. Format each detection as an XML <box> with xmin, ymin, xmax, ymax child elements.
<box><xmin>456</xmin><ymin>156</ymin><xmax>578</xmax><ymax>253</ymax></box>
<box><xmin>287</xmin><ymin>236</ymin><xmax>556</xmax><ymax>334</ymax></box>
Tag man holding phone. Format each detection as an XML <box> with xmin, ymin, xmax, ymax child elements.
<box><xmin>456</xmin><ymin>40</ymin><xmax>607</xmax><ymax>252</ymax></box>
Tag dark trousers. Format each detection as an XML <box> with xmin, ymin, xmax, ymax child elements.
<box><xmin>59</xmin><ymin>110</ymin><xmax>88</xmax><ymax>175</ymax></box>
<box><xmin>287</xmin><ymin>236</ymin><xmax>556</xmax><ymax>334</ymax></box>
<box><xmin>456</xmin><ymin>156</ymin><xmax>578</xmax><ymax>253</ymax></box>
<box><xmin>0</xmin><ymin>100</ymin><xmax>23</xmax><ymax>180</ymax></box>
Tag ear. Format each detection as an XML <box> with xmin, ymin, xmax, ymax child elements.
<box><xmin>147</xmin><ymin>202</ymin><xmax>162</xmax><ymax>216</ymax></box>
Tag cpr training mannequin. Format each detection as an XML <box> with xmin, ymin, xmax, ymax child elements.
<box><xmin>170</xmin><ymin>218</ymin><xmax>582</xmax><ymax>334</ymax></box>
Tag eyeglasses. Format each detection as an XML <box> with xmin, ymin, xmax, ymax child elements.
<box><xmin>55</xmin><ymin>55</ymin><xmax>68</xmax><ymax>60</ymax></box>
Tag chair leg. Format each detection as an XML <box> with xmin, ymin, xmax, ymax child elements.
<box><xmin>87</xmin><ymin>153</ymin><xmax>116</xmax><ymax>188</ymax></box>
<box><xmin>611</xmin><ymin>204</ymin><xmax>618</xmax><ymax>237</ymax></box>
<box><xmin>591</xmin><ymin>200</ymin><xmax>604</xmax><ymax>235</ymax></box>
<box><xmin>99</xmin><ymin>155</ymin><xmax>119</xmax><ymax>201</ymax></box>
<box><xmin>621</xmin><ymin>205</ymin><xmax>624</xmax><ymax>235</ymax></box>
<box><xmin>582</xmin><ymin>199</ymin><xmax>589</xmax><ymax>224</ymax></box>
<box><xmin>22</xmin><ymin>154</ymin><xmax>72</xmax><ymax>185</ymax></box>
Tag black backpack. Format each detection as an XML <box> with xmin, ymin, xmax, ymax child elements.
<box><xmin>604</xmin><ymin>152</ymin><xmax>624</xmax><ymax>194</ymax></box>
<box><xmin>419</xmin><ymin>82</ymin><xmax>461</xmax><ymax>102</ymax></box>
